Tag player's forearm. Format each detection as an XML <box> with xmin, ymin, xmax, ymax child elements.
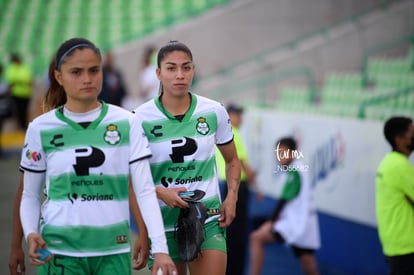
<box><xmin>128</xmin><ymin>183</ymin><xmax>148</xmax><ymax>238</ymax></box>
<box><xmin>20</xmin><ymin>171</ymin><xmax>43</xmax><ymax>240</ymax></box>
<box><xmin>130</xmin><ymin>160</ymin><xmax>168</xmax><ymax>254</ymax></box>
<box><xmin>11</xmin><ymin>175</ymin><xmax>24</xmax><ymax>248</ymax></box>
<box><xmin>225</xmin><ymin>158</ymin><xmax>241</xmax><ymax>201</ymax></box>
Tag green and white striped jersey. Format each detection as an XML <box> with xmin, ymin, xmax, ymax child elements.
<box><xmin>273</xmin><ymin>160</ymin><xmax>321</xmax><ymax>249</ymax></box>
<box><xmin>20</xmin><ymin>102</ymin><xmax>151</xmax><ymax>257</ymax></box>
<box><xmin>134</xmin><ymin>93</ymin><xmax>233</xmax><ymax>231</ymax></box>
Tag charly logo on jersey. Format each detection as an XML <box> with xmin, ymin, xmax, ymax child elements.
<box><xmin>50</xmin><ymin>134</ymin><xmax>64</xmax><ymax>147</ymax></box>
<box><xmin>25</xmin><ymin>149</ymin><xmax>41</xmax><ymax>162</ymax></box>
<box><xmin>67</xmin><ymin>192</ymin><xmax>114</xmax><ymax>204</ymax></box>
<box><xmin>196</xmin><ymin>117</ymin><xmax>209</xmax><ymax>135</ymax></box>
<box><xmin>150</xmin><ymin>125</ymin><xmax>163</xmax><ymax>137</ymax></box>
<box><xmin>104</xmin><ymin>124</ymin><xmax>121</xmax><ymax>145</ymax></box>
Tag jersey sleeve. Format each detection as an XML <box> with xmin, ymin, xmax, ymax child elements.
<box><xmin>280</xmin><ymin>170</ymin><xmax>301</xmax><ymax>201</ymax></box>
<box><xmin>129</xmin><ymin>114</ymin><xmax>152</xmax><ymax>163</ymax></box>
<box><xmin>20</xmin><ymin>122</ymin><xmax>46</xmax><ymax>173</ymax></box>
<box><xmin>129</xmin><ymin>155</ymin><xmax>168</xmax><ymax>254</ymax></box>
<box><xmin>128</xmin><ymin>113</ymin><xmax>168</xmax><ymax>253</ymax></box>
<box><xmin>215</xmin><ymin>104</ymin><xmax>233</xmax><ymax>145</ymax></box>
<box><xmin>21</xmin><ymin>170</ymin><xmax>45</xmax><ymax>240</ymax></box>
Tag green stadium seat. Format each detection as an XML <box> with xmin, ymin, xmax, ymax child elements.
<box><xmin>0</xmin><ymin>0</ymin><xmax>229</xmax><ymax>76</ymax></box>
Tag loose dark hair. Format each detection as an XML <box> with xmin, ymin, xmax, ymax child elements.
<box><xmin>384</xmin><ymin>116</ymin><xmax>413</xmax><ymax>150</ymax></box>
<box><xmin>43</xmin><ymin>38</ymin><xmax>101</xmax><ymax>111</ymax></box>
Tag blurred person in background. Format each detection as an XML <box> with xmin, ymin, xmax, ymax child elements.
<box><xmin>376</xmin><ymin>116</ymin><xmax>414</xmax><ymax>274</ymax></box>
<box><xmin>5</xmin><ymin>53</ymin><xmax>34</xmax><ymax>130</ymax></box>
<box><xmin>216</xmin><ymin>102</ymin><xmax>258</xmax><ymax>275</ymax></box>
<box><xmin>0</xmin><ymin>63</ymin><xmax>12</xmax><ymax>157</ymax></box>
<box><xmin>99</xmin><ymin>51</ymin><xmax>127</xmax><ymax>107</ymax></box>
<box><xmin>139</xmin><ymin>45</ymin><xmax>159</xmax><ymax>102</ymax></box>
<box><xmin>249</xmin><ymin>137</ymin><xmax>320</xmax><ymax>275</ymax></box>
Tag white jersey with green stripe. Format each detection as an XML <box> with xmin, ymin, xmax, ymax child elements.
<box><xmin>20</xmin><ymin>102</ymin><xmax>151</xmax><ymax>257</ymax></box>
<box><xmin>274</xmin><ymin>160</ymin><xmax>321</xmax><ymax>249</ymax></box>
<box><xmin>134</xmin><ymin>93</ymin><xmax>233</xmax><ymax>232</ymax></box>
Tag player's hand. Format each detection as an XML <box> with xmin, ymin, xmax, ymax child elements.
<box><xmin>219</xmin><ymin>193</ymin><xmax>237</xmax><ymax>228</ymax></box>
<box><xmin>132</xmin><ymin>233</ymin><xmax>149</xmax><ymax>270</ymax></box>
<box><xmin>8</xmin><ymin>245</ymin><xmax>25</xmax><ymax>275</ymax></box>
<box><xmin>27</xmin><ymin>233</ymin><xmax>53</xmax><ymax>265</ymax></box>
<box><xmin>156</xmin><ymin>187</ymin><xmax>189</xmax><ymax>208</ymax></box>
<box><xmin>151</xmin><ymin>253</ymin><xmax>177</xmax><ymax>275</ymax></box>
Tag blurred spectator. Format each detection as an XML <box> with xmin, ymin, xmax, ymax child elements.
<box><xmin>216</xmin><ymin>102</ymin><xmax>258</xmax><ymax>275</ymax></box>
<box><xmin>0</xmin><ymin>64</ymin><xmax>12</xmax><ymax>157</ymax></box>
<box><xmin>139</xmin><ymin>45</ymin><xmax>159</xmax><ymax>102</ymax></box>
<box><xmin>249</xmin><ymin>137</ymin><xmax>320</xmax><ymax>275</ymax></box>
<box><xmin>376</xmin><ymin>116</ymin><xmax>414</xmax><ymax>274</ymax></box>
<box><xmin>5</xmin><ymin>53</ymin><xmax>34</xmax><ymax>130</ymax></box>
<box><xmin>99</xmin><ymin>52</ymin><xmax>127</xmax><ymax>106</ymax></box>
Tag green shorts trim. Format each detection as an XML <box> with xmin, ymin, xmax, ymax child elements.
<box><xmin>37</xmin><ymin>253</ymin><xmax>131</xmax><ymax>275</ymax></box>
<box><xmin>148</xmin><ymin>220</ymin><xmax>226</xmax><ymax>268</ymax></box>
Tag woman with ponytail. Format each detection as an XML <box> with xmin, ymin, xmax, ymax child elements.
<box><xmin>17</xmin><ymin>37</ymin><xmax>176</xmax><ymax>275</ymax></box>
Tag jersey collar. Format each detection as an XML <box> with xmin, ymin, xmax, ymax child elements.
<box><xmin>55</xmin><ymin>101</ymin><xmax>108</xmax><ymax>130</ymax></box>
<box><xmin>155</xmin><ymin>92</ymin><xmax>197</xmax><ymax>122</ymax></box>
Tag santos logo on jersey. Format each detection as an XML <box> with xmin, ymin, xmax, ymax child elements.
<box><xmin>196</xmin><ymin>117</ymin><xmax>210</xmax><ymax>135</ymax></box>
<box><xmin>104</xmin><ymin>124</ymin><xmax>121</xmax><ymax>145</ymax></box>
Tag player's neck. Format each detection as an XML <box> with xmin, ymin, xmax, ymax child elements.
<box><xmin>65</xmin><ymin>100</ymin><xmax>101</xmax><ymax>113</ymax></box>
<box><xmin>160</xmin><ymin>92</ymin><xmax>191</xmax><ymax>116</ymax></box>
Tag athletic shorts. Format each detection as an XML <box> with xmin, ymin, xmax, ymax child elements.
<box><xmin>37</xmin><ymin>252</ymin><xmax>131</xmax><ymax>275</ymax></box>
<box><xmin>272</xmin><ymin>231</ymin><xmax>315</xmax><ymax>258</ymax></box>
<box><xmin>386</xmin><ymin>252</ymin><xmax>414</xmax><ymax>274</ymax></box>
<box><xmin>148</xmin><ymin>220</ymin><xmax>226</xmax><ymax>269</ymax></box>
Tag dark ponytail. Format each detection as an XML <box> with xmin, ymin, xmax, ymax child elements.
<box><xmin>43</xmin><ymin>59</ymin><xmax>66</xmax><ymax>112</ymax></box>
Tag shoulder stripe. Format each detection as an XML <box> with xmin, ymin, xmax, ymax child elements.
<box><xmin>19</xmin><ymin>166</ymin><xmax>46</xmax><ymax>173</ymax></box>
<box><xmin>216</xmin><ymin>136</ymin><xmax>234</xmax><ymax>146</ymax></box>
<box><xmin>130</xmin><ymin>154</ymin><xmax>152</xmax><ymax>164</ymax></box>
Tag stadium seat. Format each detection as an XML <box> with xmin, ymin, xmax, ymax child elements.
<box><xmin>0</xmin><ymin>0</ymin><xmax>229</xmax><ymax>76</ymax></box>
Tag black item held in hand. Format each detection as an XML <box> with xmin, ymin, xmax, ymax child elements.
<box><xmin>175</xmin><ymin>190</ymin><xmax>208</xmax><ymax>262</ymax></box>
